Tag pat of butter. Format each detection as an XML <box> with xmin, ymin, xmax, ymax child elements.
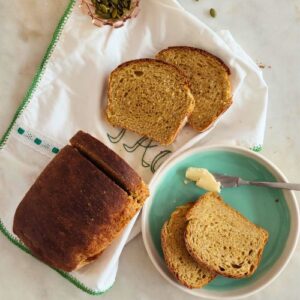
<box><xmin>185</xmin><ymin>167</ymin><xmax>221</xmax><ymax>193</ymax></box>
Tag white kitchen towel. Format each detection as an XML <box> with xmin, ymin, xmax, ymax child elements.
<box><xmin>0</xmin><ymin>0</ymin><xmax>268</xmax><ymax>295</ymax></box>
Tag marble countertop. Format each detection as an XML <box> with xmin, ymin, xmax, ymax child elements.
<box><xmin>0</xmin><ymin>0</ymin><xmax>299</xmax><ymax>299</ymax></box>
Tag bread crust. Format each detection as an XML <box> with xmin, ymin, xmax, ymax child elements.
<box><xmin>156</xmin><ymin>46</ymin><xmax>231</xmax><ymax>75</ymax></box>
<box><xmin>161</xmin><ymin>224</ymin><xmax>200</xmax><ymax>289</ymax></box>
<box><xmin>13</xmin><ymin>145</ymin><xmax>143</xmax><ymax>272</ymax></box>
<box><xmin>106</xmin><ymin>59</ymin><xmax>195</xmax><ymax>145</ymax></box>
<box><xmin>156</xmin><ymin>46</ymin><xmax>232</xmax><ymax>133</ymax></box>
<box><xmin>70</xmin><ymin>130</ymin><xmax>144</xmax><ymax>194</ymax></box>
<box><xmin>109</xmin><ymin>58</ymin><xmax>193</xmax><ymax>85</ymax></box>
<box><xmin>184</xmin><ymin>192</ymin><xmax>269</xmax><ymax>278</ymax></box>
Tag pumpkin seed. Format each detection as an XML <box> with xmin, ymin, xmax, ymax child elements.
<box><xmin>92</xmin><ymin>0</ymin><xmax>132</xmax><ymax>19</ymax></box>
<box><xmin>209</xmin><ymin>8</ymin><xmax>216</xmax><ymax>18</ymax></box>
<box><xmin>99</xmin><ymin>4</ymin><xmax>109</xmax><ymax>13</ymax></box>
<box><xmin>95</xmin><ymin>10</ymin><xmax>112</xmax><ymax>19</ymax></box>
<box><xmin>112</xmin><ymin>8</ymin><xmax>118</xmax><ymax>18</ymax></box>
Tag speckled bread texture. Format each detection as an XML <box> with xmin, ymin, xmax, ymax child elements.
<box><xmin>161</xmin><ymin>203</ymin><xmax>216</xmax><ymax>288</ymax></box>
<box><xmin>106</xmin><ymin>59</ymin><xmax>195</xmax><ymax>145</ymax></box>
<box><xmin>70</xmin><ymin>130</ymin><xmax>148</xmax><ymax>206</ymax></box>
<box><xmin>13</xmin><ymin>142</ymin><xmax>148</xmax><ymax>272</ymax></box>
<box><xmin>184</xmin><ymin>192</ymin><xmax>269</xmax><ymax>278</ymax></box>
<box><xmin>156</xmin><ymin>47</ymin><xmax>232</xmax><ymax>132</ymax></box>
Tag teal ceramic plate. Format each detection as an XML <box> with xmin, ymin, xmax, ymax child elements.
<box><xmin>142</xmin><ymin>146</ymin><xmax>299</xmax><ymax>299</ymax></box>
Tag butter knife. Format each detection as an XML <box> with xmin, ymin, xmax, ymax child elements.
<box><xmin>212</xmin><ymin>173</ymin><xmax>300</xmax><ymax>191</ymax></box>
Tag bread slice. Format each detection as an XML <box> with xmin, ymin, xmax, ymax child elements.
<box><xmin>106</xmin><ymin>59</ymin><xmax>195</xmax><ymax>145</ymax></box>
<box><xmin>70</xmin><ymin>130</ymin><xmax>149</xmax><ymax>206</ymax></box>
<box><xmin>184</xmin><ymin>192</ymin><xmax>269</xmax><ymax>278</ymax></box>
<box><xmin>161</xmin><ymin>203</ymin><xmax>216</xmax><ymax>288</ymax></box>
<box><xmin>156</xmin><ymin>47</ymin><xmax>232</xmax><ymax>132</ymax></box>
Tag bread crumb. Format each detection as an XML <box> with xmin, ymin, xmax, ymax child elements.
<box><xmin>184</xmin><ymin>179</ymin><xmax>189</xmax><ymax>184</ymax></box>
<box><xmin>257</xmin><ymin>62</ymin><xmax>272</xmax><ymax>69</ymax></box>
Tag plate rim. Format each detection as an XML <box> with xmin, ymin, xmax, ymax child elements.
<box><xmin>141</xmin><ymin>144</ymin><xmax>299</xmax><ymax>299</ymax></box>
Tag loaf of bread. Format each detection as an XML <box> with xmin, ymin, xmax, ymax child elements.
<box><xmin>184</xmin><ymin>192</ymin><xmax>269</xmax><ymax>278</ymax></box>
<box><xmin>161</xmin><ymin>203</ymin><xmax>216</xmax><ymax>288</ymax></box>
<box><xmin>106</xmin><ymin>59</ymin><xmax>195</xmax><ymax>145</ymax></box>
<box><xmin>13</xmin><ymin>132</ymin><xmax>149</xmax><ymax>272</ymax></box>
<box><xmin>156</xmin><ymin>47</ymin><xmax>232</xmax><ymax>132</ymax></box>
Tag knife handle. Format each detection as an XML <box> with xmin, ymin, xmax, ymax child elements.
<box><xmin>249</xmin><ymin>181</ymin><xmax>300</xmax><ymax>191</ymax></box>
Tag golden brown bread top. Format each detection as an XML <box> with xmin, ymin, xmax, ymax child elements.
<box><xmin>70</xmin><ymin>130</ymin><xmax>142</xmax><ymax>194</ymax></box>
<box><xmin>13</xmin><ymin>145</ymin><xmax>134</xmax><ymax>272</ymax></box>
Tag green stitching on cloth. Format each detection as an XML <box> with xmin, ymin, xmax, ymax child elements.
<box><xmin>0</xmin><ymin>220</ymin><xmax>112</xmax><ymax>295</ymax></box>
<box><xmin>107</xmin><ymin>129</ymin><xmax>173</xmax><ymax>173</ymax></box>
<box><xmin>251</xmin><ymin>145</ymin><xmax>263</xmax><ymax>152</ymax></box>
<box><xmin>17</xmin><ymin>127</ymin><xmax>60</xmax><ymax>154</ymax></box>
<box><xmin>0</xmin><ymin>0</ymin><xmax>113</xmax><ymax>295</ymax></box>
<box><xmin>17</xmin><ymin>127</ymin><xmax>25</xmax><ymax>135</ymax></box>
<box><xmin>0</xmin><ymin>0</ymin><xmax>73</xmax><ymax>149</ymax></box>
<box><xmin>34</xmin><ymin>138</ymin><xmax>42</xmax><ymax>145</ymax></box>
<box><xmin>52</xmin><ymin>147</ymin><xmax>60</xmax><ymax>154</ymax></box>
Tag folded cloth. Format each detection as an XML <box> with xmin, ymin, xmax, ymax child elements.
<box><xmin>0</xmin><ymin>0</ymin><xmax>267</xmax><ymax>294</ymax></box>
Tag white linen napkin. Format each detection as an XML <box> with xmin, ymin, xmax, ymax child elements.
<box><xmin>0</xmin><ymin>0</ymin><xmax>268</xmax><ymax>294</ymax></box>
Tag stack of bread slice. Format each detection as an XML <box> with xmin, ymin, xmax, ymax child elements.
<box><xmin>106</xmin><ymin>46</ymin><xmax>232</xmax><ymax>145</ymax></box>
<box><xmin>161</xmin><ymin>192</ymin><xmax>269</xmax><ymax>289</ymax></box>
